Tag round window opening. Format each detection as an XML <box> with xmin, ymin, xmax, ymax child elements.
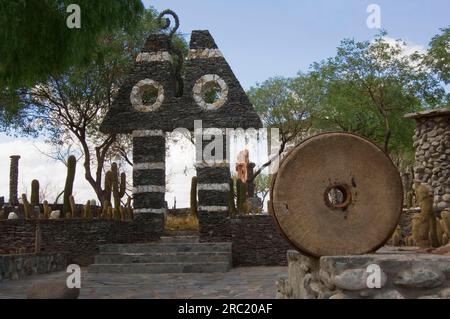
<box><xmin>130</xmin><ymin>79</ymin><xmax>164</xmax><ymax>112</ymax></box>
<box><xmin>324</xmin><ymin>184</ymin><xmax>352</xmax><ymax>210</ymax></box>
<box><xmin>193</xmin><ymin>74</ymin><xmax>228</xmax><ymax>111</ymax></box>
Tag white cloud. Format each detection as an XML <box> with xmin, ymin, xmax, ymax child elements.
<box><xmin>380</xmin><ymin>36</ymin><xmax>426</xmax><ymax>57</ymax></box>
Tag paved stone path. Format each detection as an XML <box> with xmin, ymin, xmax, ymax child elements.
<box><xmin>0</xmin><ymin>267</ymin><xmax>286</xmax><ymax>299</ymax></box>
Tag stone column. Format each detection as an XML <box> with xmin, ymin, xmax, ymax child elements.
<box><xmin>9</xmin><ymin>155</ymin><xmax>20</xmax><ymax>206</ymax></box>
<box><xmin>132</xmin><ymin>130</ymin><xmax>166</xmax><ymax>234</ymax></box>
<box><xmin>196</xmin><ymin>129</ymin><xmax>231</xmax><ymax>242</ymax></box>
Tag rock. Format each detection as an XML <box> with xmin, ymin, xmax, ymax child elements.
<box><xmin>373</xmin><ymin>290</ymin><xmax>405</xmax><ymax>299</ymax></box>
<box><xmin>49</xmin><ymin>210</ymin><xmax>61</xmax><ymax>219</ymax></box>
<box><xmin>394</xmin><ymin>267</ymin><xmax>445</xmax><ymax>289</ymax></box>
<box><xmin>333</xmin><ymin>268</ymin><xmax>387</xmax><ymax>291</ymax></box>
<box><xmin>439</xmin><ymin>288</ymin><xmax>450</xmax><ymax>298</ymax></box>
<box><xmin>329</xmin><ymin>292</ymin><xmax>351</xmax><ymax>299</ymax></box>
<box><xmin>8</xmin><ymin>212</ymin><xmax>19</xmax><ymax>220</ymax></box>
<box><xmin>27</xmin><ymin>280</ymin><xmax>80</xmax><ymax>299</ymax></box>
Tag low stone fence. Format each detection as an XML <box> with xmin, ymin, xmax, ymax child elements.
<box><xmin>0</xmin><ymin>253</ymin><xmax>66</xmax><ymax>281</ymax></box>
<box><xmin>230</xmin><ymin>215</ymin><xmax>293</xmax><ymax>266</ymax></box>
<box><xmin>0</xmin><ymin>216</ymin><xmax>163</xmax><ymax>266</ymax></box>
<box><xmin>277</xmin><ymin>249</ymin><xmax>450</xmax><ymax>299</ymax></box>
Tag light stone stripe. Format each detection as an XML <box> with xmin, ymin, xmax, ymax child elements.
<box><xmin>134</xmin><ymin>208</ymin><xmax>166</xmax><ymax>214</ymax></box>
<box><xmin>136</xmin><ymin>51</ymin><xmax>172</xmax><ymax>63</ymax></box>
<box><xmin>133</xmin><ymin>185</ymin><xmax>165</xmax><ymax>194</ymax></box>
<box><xmin>197</xmin><ymin>183</ymin><xmax>230</xmax><ymax>191</ymax></box>
<box><xmin>198</xmin><ymin>206</ymin><xmax>229</xmax><ymax>212</ymax></box>
<box><xmin>133</xmin><ymin>162</ymin><xmax>165</xmax><ymax>170</ymax></box>
<box><xmin>188</xmin><ymin>49</ymin><xmax>223</xmax><ymax>60</ymax></box>
<box><xmin>194</xmin><ymin>162</ymin><xmax>230</xmax><ymax>168</ymax></box>
<box><xmin>132</xmin><ymin>130</ymin><xmax>164</xmax><ymax>137</ymax></box>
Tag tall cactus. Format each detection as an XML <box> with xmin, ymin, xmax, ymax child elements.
<box><xmin>69</xmin><ymin>195</ymin><xmax>76</xmax><ymax>218</ymax></box>
<box><xmin>190</xmin><ymin>176</ymin><xmax>198</xmax><ymax>217</ymax></box>
<box><xmin>228</xmin><ymin>178</ymin><xmax>237</xmax><ymax>216</ymax></box>
<box><xmin>236</xmin><ymin>179</ymin><xmax>247</xmax><ymax>214</ymax></box>
<box><xmin>21</xmin><ymin>193</ymin><xmax>31</xmax><ymax>219</ymax></box>
<box><xmin>63</xmin><ymin>155</ymin><xmax>76</xmax><ymax>218</ymax></box>
<box><xmin>103</xmin><ymin>170</ymin><xmax>113</xmax><ymax>203</ymax></box>
<box><xmin>30</xmin><ymin>179</ymin><xmax>40</xmax><ymax>206</ymax></box>
<box><xmin>43</xmin><ymin>200</ymin><xmax>51</xmax><ymax>219</ymax></box>
<box><xmin>111</xmin><ymin>162</ymin><xmax>126</xmax><ymax>220</ymax></box>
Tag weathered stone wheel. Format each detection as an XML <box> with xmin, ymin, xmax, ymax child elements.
<box><xmin>270</xmin><ymin>132</ymin><xmax>403</xmax><ymax>257</ymax></box>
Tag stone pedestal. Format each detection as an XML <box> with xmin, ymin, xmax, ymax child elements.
<box><xmin>196</xmin><ymin>131</ymin><xmax>231</xmax><ymax>242</ymax></box>
<box><xmin>406</xmin><ymin>108</ymin><xmax>450</xmax><ymax>211</ymax></box>
<box><xmin>132</xmin><ymin>130</ymin><xmax>166</xmax><ymax>234</ymax></box>
<box><xmin>277</xmin><ymin>248</ymin><xmax>450</xmax><ymax>299</ymax></box>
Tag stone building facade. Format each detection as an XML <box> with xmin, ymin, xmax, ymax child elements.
<box><xmin>100</xmin><ymin>16</ymin><xmax>262</xmax><ymax>241</ymax></box>
<box><xmin>406</xmin><ymin>108</ymin><xmax>450</xmax><ymax>211</ymax></box>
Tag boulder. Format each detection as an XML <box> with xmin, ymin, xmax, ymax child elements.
<box><xmin>49</xmin><ymin>210</ymin><xmax>61</xmax><ymax>219</ymax></box>
<box><xmin>8</xmin><ymin>212</ymin><xmax>19</xmax><ymax>220</ymax></box>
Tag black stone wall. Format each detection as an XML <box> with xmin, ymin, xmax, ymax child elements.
<box><xmin>231</xmin><ymin>215</ymin><xmax>294</xmax><ymax>266</ymax></box>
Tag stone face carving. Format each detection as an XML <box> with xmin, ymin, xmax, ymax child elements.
<box><xmin>130</xmin><ymin>79</ymin><xmax>165</xmax><ymax>113</ymax></box>
<box><xmin>192</xmin><ymin>74</ymin><xmax>228</xmax><ymax>111</ymax></box>
<box><xmin>99</xmin><ymin>14</ymin><xmax>262</xmax><ymax>240</ymax></box>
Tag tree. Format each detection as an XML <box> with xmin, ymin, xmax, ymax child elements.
<box><xmin>8</xmin><ymin>8</ymin><xmax>185</xmax><ymax>205</ymax></box>
<box><xmin>247</xmin><ymin>76</ymin><xmax>317</xmax><ymax>180</ymax></box>
<box><xmin>425</xmin><ymin>26</ymin><xmax>450</xmax><ymax>86</ymax></box>
<box><xmin>254</xmin><ymin>174</ymin><xmax>272</xmax><ymax>211</ymax></box>
<box><xmin>0</xmin><ymin>0</ymin><xmax>144</xmax><ymax>90</ymax></box>
<box><xmin>310</xmin><ymin>31</ymin><xmax>446</xmax><ymax>154</ymax></box>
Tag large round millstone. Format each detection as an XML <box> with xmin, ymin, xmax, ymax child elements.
<box><xmin>270</xmin><ymin>132</ymin><xmax>403</xmax><ymax>257</ymax></box>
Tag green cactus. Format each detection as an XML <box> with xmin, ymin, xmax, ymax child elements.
<box><xmin>83</xmin><ymin>200</ymin><xmax>92</xmax><ymax>219</ymax></box>
<box><xmin>103</xmin><ymin>170</ymin><xmax>113</xmax><ymax>203</ymax></box>
<box><xmin>228</xmin><ymin>178</ymin><xmax>237</xmax><ymax>216</ymax></box>
<box><xmin>30</xmin><ymin>179</ymin><xmax>40</xmax><ymax>206</ymax></box>
<box><xmin>111</xmin><ymin>162</ymin><xmax>126</xmax><ymax>220</ymax></box>
<box><xmin>190</xmin><ymin>176</ymin><xmax>198</xmax><ymax>217</ymax></box>
<box><xmin>101</xmin><ymin>200</ymin><xmax>110</xmax><ymax>219</ymax></box>
<box><xmin>236</xmin><ymin>179</ymin><xmax>247</xmax><ymax>214</ymax></box>
<box><xmin>63</xmin><ymin>155</ymin><xmax>76</xmax><ymax>217</ymax></box>
<box><xmin>21</xmin><ymin>193</ymin><xmax>31</xmax><ymax>219</ymax></box>
<box><xmin>69</xmin><ymin>195</ymin><xmax>76</xmax><ymax>218</ymax></box>
<box><xmin>43</xmin><ymin>200</ymin><xmax>51</xmax><ymax>219</ymax></box>
<box><xmin>126</xmin><ymin>196</ymin><xmax>133</xmax><ymax>220</ymax></box>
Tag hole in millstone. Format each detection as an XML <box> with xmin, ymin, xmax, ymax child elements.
<box><xmin>141</xmin><ymin>85</ymin><xmax>159</xmax><ymax>106</ymax></box>
<box><xmin>202</xmin><ymin>82</ymin><xmax>222</xmax><ymax>105</ymax></box>
<box><xmin>324</xmin><ymin>184</ymin><xmax>352</xmax><ymax>210</ymax></box>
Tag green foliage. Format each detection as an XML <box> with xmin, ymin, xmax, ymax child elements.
<box><xmin>426</xmin><ymin>26</ymin><xmax>450</xmax><ymax>85</ymax></box>
<box><xmin>30</xmin><ymin>179</ymin><xmax>40</xmax><ymax>206</ymax></box>
<box><xmin>309</xmin><ymin>31</ymin><xmax>446</xmax><ymax>154</ymax></box>
<box><xmin>63</xmin><ymin>155</ymin><xmax>76</xmax><ymax>217</ymax></box>
<box><xmin>0</xmin><ymin>0</ymin><xmax>145</xmax><ymax>90</ymax></box>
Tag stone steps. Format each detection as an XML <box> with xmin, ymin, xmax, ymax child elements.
<box><xmin>160</xmin><ymin>236</ymin><xmax>199</xmax><ymax>243</ymax></box>
<box><xmin>99</xmin><ymin>242</ymin><xmax>231</xmax><ymax>254</ymax></box>
<box><xmin>88</xmin><ymin>237</ymin><xmax>232</xmax><ymax>274</ymax></box>
<box><xmin>89</xmin><ymin>262</ymin><xmax>231</xmax><ymax>274</ymax></box>
<box><xmin>95</xmin><ymin>252</ymin><xmax>231</xmax><ymax>264</ymax></box>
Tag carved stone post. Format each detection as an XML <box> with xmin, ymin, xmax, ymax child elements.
<box><xmin>9</xmin><ymin>155</ymin><xmax>20</xmax><ymax>205</ymax></box>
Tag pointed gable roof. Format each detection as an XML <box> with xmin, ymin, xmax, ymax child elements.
<box><xmin>100</xmin><ymin>30</ymin><xmax>261</xmax><ymax>134</ymax></box>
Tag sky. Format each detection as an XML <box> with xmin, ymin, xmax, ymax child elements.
<box><xmin>1</xmin><ymin>0</ymin><xmax>449</xmax><ymax>208</ymax></box>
